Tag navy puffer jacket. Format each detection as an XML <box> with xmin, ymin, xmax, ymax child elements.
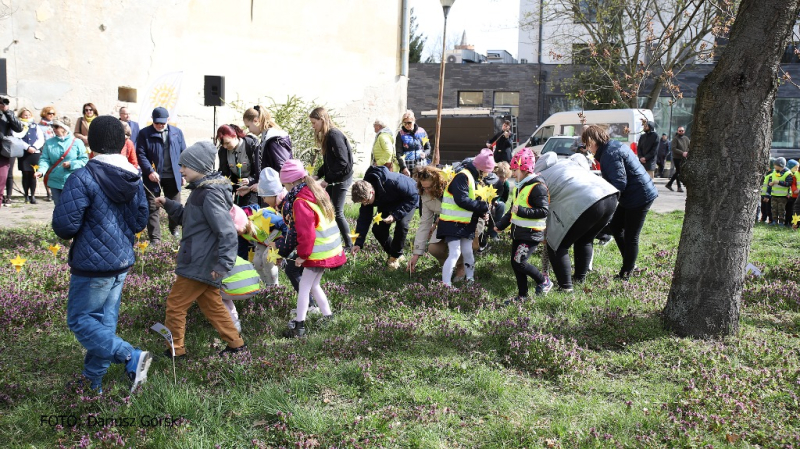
<box><xmin>596</xmin><ymin>140</ymin><xmax>658</xmax><ymax>209</ymax></box>
<box><xmin>53</xmin><ymin>155</ymin><xmax>149</xmax><ymax>276</ymax></box>
<box><xmin>354</xmin><ymin>165</ymin><xmax>419</xmax><ymax>247</ymax></box>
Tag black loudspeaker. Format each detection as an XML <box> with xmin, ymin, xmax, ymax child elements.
<box><xmin>204</xmin><ymin>75</ymin><xmax>225</xmax><ymax>106</ymax></box>
<box><xmin>0</xmin><ymin>59</ymin><xmax>7</xmax><ymax>95</ymax></box>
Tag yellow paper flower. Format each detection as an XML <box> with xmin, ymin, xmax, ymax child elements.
<box><xmin>373</xmin><ymin>214</ymin><xmax>384</xmax><ymax>225</ymax></box>
<box><xmin>252</xmin><ymin>211</ymin><xmax>272</xmax><ymax>232</ymax></box>
<box><xmin>441</xmin><ymin>165</ymin><xmax>455</xmax><ymax>181</ymax></box>
<box><xmin>236</xmin><ymin>163</ymin><xmax>243</xmax><ymax>169</ymax></box>
<box><xmin>266</xmin><ymin>247</ymin><xmax>280</xmax><ymax>264</ymax></box>
<box><xmin>48</xmin><ymin>244</ymin><xmax>61</xmax><ymax>257</ymax></box>
<box><xmin>10</xmin><ymin>255</ymin><xmax>26</xmax><ymax>273</ymax></box>
<box><xmin>475</xmin><ymin>184</ymin><xmax>498</xmax><ymax>203</ymax></box>
<box><xmin>350</xmin><ymin>233</ymin><xmax>359</xmax><ymax>245</ymax></box>
<box><xmin>32</xmin><ymin>164</ymin><xmax>39</xmax><ymax>172</ymax></box>
<box><xmin>135</xmin><ymin>231</ymin><xmax>143</xmax><ymax>240</ymax></box>
<box><xmin>137</xmin><ymin>241</ymin><xmax>149</xmax><ymax>252</ymax></box>
<box><xmin>305</xmin><ymin>165</ymin><xmax>314</xmax><ymax>174</ymax></box>
<box><xmin>792</xmin><ymin>214</ymin><xmax>800</xmax><ymax>226</ymax></box>
<box><xmin>248</xmin><ymin>247</ymin><xmax>255</xmax><ymax>262</ymax></box>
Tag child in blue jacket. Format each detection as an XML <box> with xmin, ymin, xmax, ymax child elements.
<box><xmin>52</xmin><ymin>116</ymin><xmax>151</xmax><ymax>394</ymax></box>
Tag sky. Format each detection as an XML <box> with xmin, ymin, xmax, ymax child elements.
<box><xmin>409</xmin><ymin>0</ymin><xmax>521</xmax><ymax>60</ymax></box>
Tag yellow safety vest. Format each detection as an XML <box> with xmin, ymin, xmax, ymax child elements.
<box><xmin>300</xmin><ymin>199</ymin><xmax>343</xmax><ymax>261</ymax></box>
<box><xmin>771</xmin><ymin>170</ymin><xmax>792</xmax><ymax>197</ymax></box>
<box><xmin>221</xmin><ymin>257</ymin><xmax>261</xmax><ymax>296</ymax></box>
<box><xmin>440</xmin><ymin>170</ymin><xmax>476</xmax><ymax>224</ymax></box>
<box><xmin>761</xmin><ymin>173</ymin><xmax>771</xmax><ymax>196</ymax></box>
<box><xmin>510</xmin><ymin>182</ymin><xmax>546</xmax><ymax>230</ymax></box>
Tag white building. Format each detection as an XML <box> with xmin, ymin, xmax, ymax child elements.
<box><xmin>1</xmin><ymin>0</ymin><xmax>412</xmax><ymax>171</ymax></box>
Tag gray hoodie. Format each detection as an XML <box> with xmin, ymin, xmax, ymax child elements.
<box><xmin>533</xmin><ymin>152</ymin><xmax>619</xmax><ymax>250</ymax></box>
<box><xmin>163</xmin><ymin>172</ymin><xmax>237</xmax><ymax>287</ymax></box>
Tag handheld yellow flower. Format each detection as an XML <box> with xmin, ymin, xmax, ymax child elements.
<box><xmin>350</xmin><ymin>233</ymin><xmax>359</xmax><ymax>245</ymax></box>
<box><xmin>252</xmin><ymin>211</ymin><xmax>272</xmax><ymax>232</ymax></box>
<box><xmin>792</xmin><ymin>214</ymin><xmax>800</xmax><ymax>227</ymax></box>
<box><xmin>135</xmin><ymin>231</ymin><xmax>143</xmax><ymax>241</ymax></box>
<box><xmin>236</xmin><ymin>163</ymin><xmax>243</xmax><ymax>169</ymax></box>
<box><xmin>373</xmin><ymin>214</ymin><xmax>384</xmax><ymax>225</ymax></box>
<box><xmin>32</xmin><ymin>164</ymin><xmax>39</xmax><ymax>172</ymax></box>
<box><xmin>10</xmin><ymin>255</ymin><xmax>26</xmax><ymax>273</ymax></box>
<box><xmin>441</xmin><ymin>165</ymin><xmax>455</xmax><ymax>181</ymax></box>
<box><xmin>137</xmin><ymin>241</ymin><xmax>149</xmax><ymax>253</ymax></box>
<box><xmin>248</xmin><ymin>247</ymin><xmax>255</xmax><ymax>262</ymax></box>
<box><xmin>305</xmin><ymin>165</ymin><xmax>314</xmax><ymax>175</ymax></box>
<box><xmin>475</xmin><ymin>184</ymin><xmax>498</xmax><ymax>203</ymax></box>
<box><xmin>266</xmin><ymin>247</ymin><xmax>280</xmax><ymax>264</ymax></box>
<box><xmin>48</xmin><ymin>243</ymin><xmax>61</xmax><ymax>257</ymax></box>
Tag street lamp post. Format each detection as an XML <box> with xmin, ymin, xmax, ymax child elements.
<box><xmin>433</xmin><ymin>0</ymin><xmax>456</xmax><ymax>166</ymax></box>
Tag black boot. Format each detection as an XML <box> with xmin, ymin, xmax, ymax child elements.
<box><xmin>282</xmin><ymin>320</ymin><xmax>306</xmax><ymax>338</ymax></box>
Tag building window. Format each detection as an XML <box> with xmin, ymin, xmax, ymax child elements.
<box><xmin>782</xmin><ymin>43</ymin><xmax>800</xmax><ymax>63</ymax></box>
<box><xmin>458</xmin><ymin>91</ymin><xmax>483</xmax><ymax>108</ymax></box>
<box><xmin>773</xmin><ymin>98</ymin><xmax>800</xmax><ymax>149</ymax></box>
<box><xmin>574</xmin><ymin>0</ymin><xmax>599</xmax><ymax>23</ymax></box>
<box><xmin>493</xmin><ymin>91</ymin><xmax>519</xmax><ymax>117</ymax></box>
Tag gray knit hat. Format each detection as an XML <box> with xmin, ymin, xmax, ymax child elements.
<box><xmin>179</xmin><ymin>141</ymin><xmax>217</xmax><ymax>175</ymax></box>
<box><xmin>775</xmin><ymin>157</ymin><xmax>786</xmax><ymax>168</ymax></box>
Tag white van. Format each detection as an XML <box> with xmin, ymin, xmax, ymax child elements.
<box><xmin>518</xmin><ymin>109</ymin><xmax>655</xmax><ymax>155</ymax></box>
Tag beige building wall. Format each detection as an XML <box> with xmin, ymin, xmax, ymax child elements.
<box><xmin>1</xmin><ymin>0</ymin><xmax>408</xmax><ymax>172</ymax></box>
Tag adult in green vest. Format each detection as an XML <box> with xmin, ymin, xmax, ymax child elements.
<box><xmin>758</xmin><ymin>157</ymin><xmax>776</xmax><ymax>223</ymax></box>
<box><xmin>438</xmin><ymin>148</ymin><xmax>494</xmax><ymax>285</ymax></box>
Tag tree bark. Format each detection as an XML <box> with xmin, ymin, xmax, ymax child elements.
<box><xmin>662</xmin><ymin>0</ymin><xmax>800</xmax><ymax>338</ymax></box>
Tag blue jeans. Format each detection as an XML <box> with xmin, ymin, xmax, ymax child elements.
<box><xmin>51</xmin><ymin>188</ymin><xmax>63</xmax><ymax>207</ymax></box>
<box><xmin>66</xmin><ymin>272</ymin><xmax>134</xmax><ymax>383</ymax></box>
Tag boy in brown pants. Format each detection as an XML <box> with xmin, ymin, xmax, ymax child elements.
<box><xmin>155</xmin><ymin>141</ymin><xmax>246</xmax><ymax>357</ymax></box>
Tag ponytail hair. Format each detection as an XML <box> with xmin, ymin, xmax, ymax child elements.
<box><xmin>302</xmin><ymin>175</ymin><xmax>335</xmax><ymax>221</ymax></box>
<box><xmin>243</xmin><ymin>105</ymin><xmax>280</xmax><ymax>134</ymax></box>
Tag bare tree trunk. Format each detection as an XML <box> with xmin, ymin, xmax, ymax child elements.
<box><xmin>644</xmin><ymin>79</ymin><xmax>665</xmax><ymax>111</ymax></box>
<box><xmin>663</xmin><ymin>0</ymin><xmax>800</xmax><ymax>338</ymax></box>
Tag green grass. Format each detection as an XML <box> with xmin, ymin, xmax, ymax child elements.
<box><xmin>1</xmin><ymin>210</ymin><xmax>799</xmax><ymax>448</ymax></box>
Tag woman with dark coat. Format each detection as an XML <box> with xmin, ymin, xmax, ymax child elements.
<box><xmin>583</xmin><ymin>125</ymin><xmax>658</xmax><ymax>280</ymax></box>
<box><xmin>309</xmin><ymin>107</ymin><xmax>354</xmax><ymax>249</ymax></box>
<box><xmin>216</xmin><ymin>124</ymin><xmax>259</xmax><ymax>207</ymax></box>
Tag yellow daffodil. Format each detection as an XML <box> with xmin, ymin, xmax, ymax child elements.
<box><xmin>135</xmin><ymin>231</ymin><xmax>143</xmax><ymax>240</ymax></box>
<box><xmin>236</xmin><ymin>163</ymin><xmax>243</xmax><ymax>169</ymax></box>
<box><xmin>137</xmin><ymin>241</ymin><xmax>149</xmax><ymax>252</ymax></box>
<box><xmin>441</xmin><ymin>165</ymin><xmax>455</xmax><ymax>181</ymax></box>
<box><xmin>792</xmin><ymin>214</ymin><xmax>800</xmax><ymax>226</ymax></box>
<box><xmin>32</xmin><ymin>164</ymin><xmax>39</xmax><ymax>172</ymax></box>
<box><xmin>266</xmin><ymin>247</ymin><xmax>280</xmax><ymax>264</ymax></box>
<box><xmin>252</xmin><ymin>211</ymin><xmax>272</xmax><ymax>232</ymax></box>
<box><xmin>48</xmin><ymin>243</ymin><xmax>61</xmax><ymax>257</ymax></box>
<box><xmin>373</xmin><ymin>214</ymin><xmax>384</xmax><ymax>225</ymax></box>
<box><xmin>10</xmin><ymin>254</ymin><xmax>26</xmax><ymax>273</ymax></box>
<box><xmin>350</xmin><ymin>233</ymin><xmax>359</xmax><ymax>245</ymax></box>
<box><xmin>305</xmin><ymin>165</ymin><xmax>314</xmax><ymax>174</ymax></box>
<box><xmin>475</xmin><ymin>184</ymin><xmax>498</xmax><ymax>203</ymax></box>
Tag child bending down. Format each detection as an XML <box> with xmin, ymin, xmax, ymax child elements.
<box><xmin>279</xmin><ymin>159</ymin><xmax>346</xmax><ymax>338</ymax></box>
<box><xmin>156</xmin><ymin>141</ymin><xmax>245</xmax><ymax>358</ymax></box>
<box><xmin>494</xmin><ymin>148</ymin><xmax>552</xmax><ymax>301</ymax></box>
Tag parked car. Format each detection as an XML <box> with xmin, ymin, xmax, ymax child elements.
<box><xmin>538</xmin><ymin>136</ymin><xmax>576</xmax><ymax>159</ymax></box>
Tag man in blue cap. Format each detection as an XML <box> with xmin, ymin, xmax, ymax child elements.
<box><xmin>135</xmin><ymin>106</ymin><xmax>187</xmax><ymax>244</ymax></box>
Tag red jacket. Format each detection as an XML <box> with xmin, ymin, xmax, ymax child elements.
<box><xmin>121</xmin><ymin>139</ymin><xmax>139</xmax><ymax>169</ymax></box>
<box><xmin>293</xmin><ymin>186</ymin><xmax>346</xmax><ymax>269</ymax></box>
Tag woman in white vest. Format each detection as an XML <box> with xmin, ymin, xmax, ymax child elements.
<box><xmin>534</xmin><ymin>152</ymin><xmax>618</xmax><ymax>291</ymax></box>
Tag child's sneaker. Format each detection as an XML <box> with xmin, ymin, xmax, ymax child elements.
<box><xmin>283</xmin><ymin>320</ymin><xmax>306</xmax><ymax>338</ymax></box>
<box><xmin>125</xmin><ymin>349</ymin><xmax>152</xmax><ymax>394</ymax></box>
<box><xmin>535</xmin><ymin>276</ymin><xmax>553</xmax><ymax>296</ymax></box>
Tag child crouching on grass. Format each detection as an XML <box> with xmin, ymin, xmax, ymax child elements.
<box><xmin>53</xmin><ymin>116</ymin><xmax>151</xmax><ymax>394</ymax></box>
<box><xmin>279</xmin><ymin>159</ymin><xmax>345</xmax><ymax>338</ymax></box>
<box><xmin>494</xmin><ymin>147</ymin><xmax>552</xmax><ymax>301</ymax></box>
<box><xmin>155</xmin><ymin>141</ymin><xmax>246</xmax><ymax>358</ymax></box>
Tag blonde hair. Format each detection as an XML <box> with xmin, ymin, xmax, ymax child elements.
<box><xmin>301</xmin><ymin>175</ymin><xmax>335</xmax><ymax>220</ymax></box>
<box><xmin>309</xmin><ymin>107</ymin><xmax>336</xmax><ymax>155</ymax></box>
<box><xmin>243</xmin><ymin>105</ymin><xmax>280</xmax><ymax>134</ymax></box>
<box><xmin>16</xmin><ymin>108</ymin><xmax>33</xmax><ymax>119</ymax></box>
<box><xmin>242</xmin><ymin>219</ymin><xmax>258</xmax><ymax>240</ymax></box>
<box><xmin>494</xmin><ymin>161</ymin><xmax>512</xmax><ymax>179</ymax></box>
<box><xmin>401</xmin><ymin>110</ymin><xmax>416</xmax><ymax>123</ymax></box>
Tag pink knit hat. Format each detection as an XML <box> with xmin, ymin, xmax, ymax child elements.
<box><xmin>473</xmin><ymin>148</ymin><xmax>496</xmax><ymax>173</ymax></box>
<box><xmin>511</xmin><ymin>148</ymin><xmax>536</xmax><ymax>173</ymax></box>
<box><xmin>229</xmin><ymin>205</ymin><xmax>248</xmax><ymax>233</ymax></box>
<box><xmin>279</xmin><ymin>159</ymin><xmax>308</xmax><ymax>184</ymax></box>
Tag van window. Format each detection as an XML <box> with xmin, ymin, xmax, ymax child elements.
<box><xmin>560</xmin><ymin>124</ymin><xmax>583</xmax><ymax>136</ymax></box>
<box><xmin>531</xmin><ymin>126</ymin><xmax>554</xmax><ymax>146</ymax></box>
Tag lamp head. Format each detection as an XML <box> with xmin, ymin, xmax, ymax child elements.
<box><xmin>441</xmin><ymin>0</ymin><xmax>455</xmax><ymax>16</ymax></box>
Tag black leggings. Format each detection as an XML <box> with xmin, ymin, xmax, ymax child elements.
<box><xmin>21</xmin><ymin>171</ymin><xmax>37</xmax><ymax>198</ymax></box>
<box><xmin>510</xmin><ymin>239</ymin><xmax>546</xmax><ymax>297</ymax></box>
<box><xmin>547</xmin><ymin>195</ymin><xmax>617</xmax><ymax>289</ymax></box>
<box><xmin>608</xmin><ymin>200</ymin><xmax>654</xmax><ymax>275</ymax></box>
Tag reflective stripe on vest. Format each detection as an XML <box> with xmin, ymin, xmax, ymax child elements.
<box><xmin>301</xmin><ymin>199</ymin><xmax>343</xmax><ymax>261</ymax></box>
<box><xmin>761</xmin><ymin>173</ymin><xmax>771</xmax><ymax>196</ymax></box>
<box><xmin>440</xmin><ymin>170</ymin><xmax>476</xmax><ymax>224</ymax></box>
<box><xmin>511</xmin><ymin>182</ymin><xmax>546</xmax><ymax>230</ymax></box>
<box><xmin>771</xmin><ymin>170</ymin><xmax>792</xmax><ymax>197</ymax></box>
<box><xmin>222</xmin><ymin>257</ymin><xmax>261</xmax><ymax>296</ymax></box>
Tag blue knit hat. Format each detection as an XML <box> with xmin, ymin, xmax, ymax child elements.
<box><xmin>787</xmin><ymin>159</ymin><xmax>798</xmax><ymax>170</ymax></box>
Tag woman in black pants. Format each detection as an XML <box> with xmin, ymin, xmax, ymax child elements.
<box><xmin>582</xmin><ymin>125</ymin><xmax>658</xmax><ymax>280</ymax></box>
<box><xmin>534</xmin><ymin>152</ymin><xmax>619</xmax><ymax>291</ymax></box>
<box><xmin>309</xmin><ymin>107</ymin><xmax>354</xmax><ymax>249</ymax></box>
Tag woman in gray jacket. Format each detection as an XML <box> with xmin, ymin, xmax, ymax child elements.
<box><xmin>534</xmin><ymin>152</ymin><xmax>619</xmax><ymax>291</ymax></box>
